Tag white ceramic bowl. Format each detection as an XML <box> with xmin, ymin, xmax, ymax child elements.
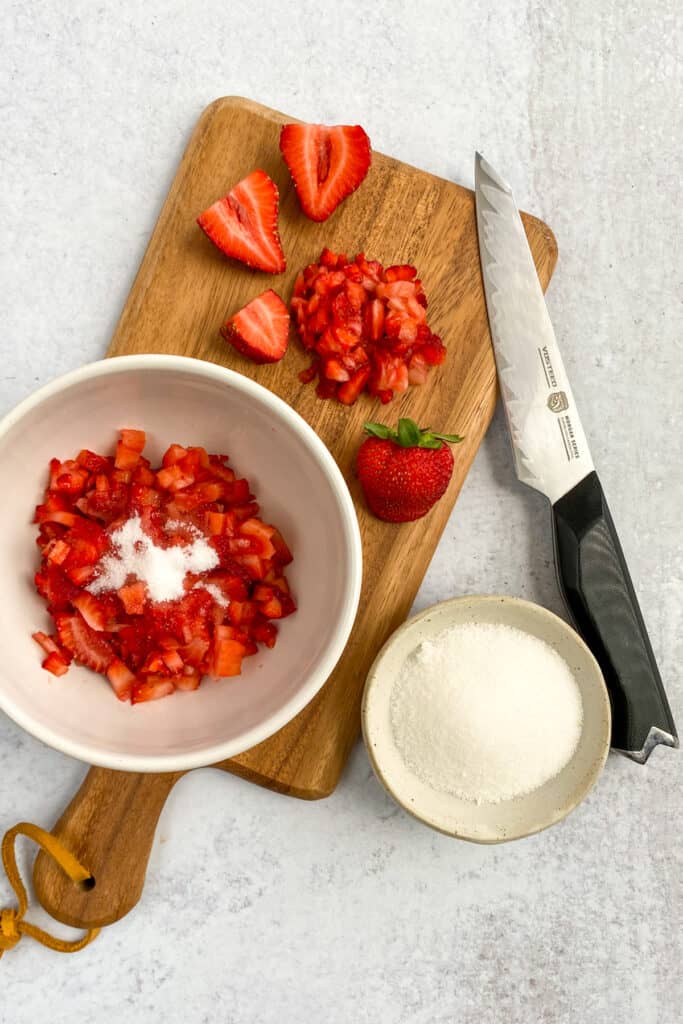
<box><xmin>0</xmin><ymin>355</ymin><xmax>362</xmax><ymax>772</ymax></box>
<box><xmin>362</xmin><ymin>595</ymin><xmax>611</xmax><ymax>843</ymax></box>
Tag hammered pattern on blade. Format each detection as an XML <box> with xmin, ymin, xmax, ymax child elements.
<box><xmin>478</xmin><ymin>181</ymin><xmax>556</xmax><ymax>493</ymax></box>
<box><xmin>475</xmin><ymin>154</ymin><xmax>594</xmax><ymax>503</ymax></box>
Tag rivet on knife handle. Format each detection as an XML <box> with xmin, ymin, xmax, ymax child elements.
<box><xmin>552</xmin><ymin>471</ymin><xmax>678</xmax><ymax>760</ymax></box>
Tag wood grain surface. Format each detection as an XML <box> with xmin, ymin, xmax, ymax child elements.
<box><xmin>34</xmin><ymin>97</ymin><xmax>557</xmax><ymax>928</ymax></box>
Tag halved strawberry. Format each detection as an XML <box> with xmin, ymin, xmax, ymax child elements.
<box><xmin>55</xmin><ymin>613</ymin><xmax>115</xmax><ymax>673</ymax></box>
<box><xmin>106</xmin><ymin>659</ymin><xmax>136</xmax><ymax>701</ymax></box>
<box><xmin>197</xmin><ymin>170</ymin><xmax>286</xmax><ymax>273</ymax></box>
<box><xmin>279</xmin><ymin>124</ymin><xmax>371</xmax><ymax>222</ymax></box>
<box><xmin>221</xmin><ymin>289</ymin><xmax>290</xmax><ymax>364</ymax></box>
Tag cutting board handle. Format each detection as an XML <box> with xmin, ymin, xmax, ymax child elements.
<box><xmin>33</xmin><ymin>767</ymin><xmax>183</xmax><ymax>929</ymax></box>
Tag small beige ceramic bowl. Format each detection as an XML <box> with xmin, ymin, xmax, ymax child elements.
<box><xmin>362</xmin><ymin>595</ymin><xmax>611</xmax><ymax>843</ymax></box>
<box><xmin>0</xmin><ymin>355</ymin><xmax>362</xmax><ymax>772</ymax></box>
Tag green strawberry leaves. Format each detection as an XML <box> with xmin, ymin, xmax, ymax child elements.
<box><xmin>397</xmin><ymin>418</ymin><xmax>422</xmax><ymax>447</ymax></box>
<box><xmin>364</xmin><ymin>418</ymin><xmax>463</xmax><ymax>450</ymax></box>
<box><xmin>363</xmin><ymin>422</ymin><xmax>396</xmax><ymax>441</ymax></box>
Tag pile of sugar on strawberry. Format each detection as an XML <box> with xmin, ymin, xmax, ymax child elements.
<box><xmin>33</xmin><ymin>429</ymin><xmax>295</xmax><ymax>703</ymax></box>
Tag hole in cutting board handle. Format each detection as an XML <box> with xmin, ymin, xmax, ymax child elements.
<box><xmin>78</xmin><ymin>875</ymin><xmax>96</xmax><ymax>892</ymax></box>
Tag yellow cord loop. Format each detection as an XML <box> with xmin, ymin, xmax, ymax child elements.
<box><xmin>0</xmin><ymin>822</ymin><xmax>100</xmax><ymax>958</ymax></box>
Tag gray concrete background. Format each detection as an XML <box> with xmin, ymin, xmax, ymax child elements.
<box><xmin>1</xmin><ymin>2</ymin><xmax>681</xmax><ymax>1020</ymax></box>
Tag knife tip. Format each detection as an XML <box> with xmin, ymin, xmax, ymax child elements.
<box><xmin>474</xmin><ymin>152</ymin><xmax>513</xmax><ymax>196</ymax></box>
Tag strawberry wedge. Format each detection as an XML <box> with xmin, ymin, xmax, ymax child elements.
<box><xmin>197</xmin><ymin>170</ymin><xmax>286</xmax><ymax>273</ymax></box>
<box><xmin>221</xmin><ymin>290</ymin><xmax>290</xmax><ymax>364</ymax></box>
<box><xmin>280</xmin><ymin>124</ymin><xmax>371</xmax><ymax>222</ymax></box>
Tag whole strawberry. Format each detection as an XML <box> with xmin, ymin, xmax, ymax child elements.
<box><xmin>357</xmin><ymin>419</ymin><xmax>463</xmax><ymax>523</ymax></box>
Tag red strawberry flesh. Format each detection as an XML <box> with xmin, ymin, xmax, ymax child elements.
<box><xmin>291</xmin><ymin>251</ymin><xmax>446</xmax><ymax>404</ymax></box>
<box><xmin>32</xmin><ymin>429</ymin><xmax>296</xmax><ymax>702</ymax></box>
<box><xmin>221</xmin><ymin>289</ymin><xmax>290</xmax><ymax>364</ymax></box>
<box><xmin>197</xmin><ymin>170</ymin><xmax>286</xmax><ymax>273</ymax></box>
<box><xmin>280</xmin><ymin>124</ymin><xmax>371</xmax><ymax>222</ymax></box>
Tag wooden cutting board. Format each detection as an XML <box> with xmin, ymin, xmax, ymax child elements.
<box><xmin>33</xmin><ymin>97</ymin><xmax>557</xmax><ymax>929</ymax></box>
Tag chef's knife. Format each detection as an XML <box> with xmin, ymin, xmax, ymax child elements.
<box><xmin>474</xmin><ymin>152</ymin><xmax>677</xmax><ymax>763</ymax></box>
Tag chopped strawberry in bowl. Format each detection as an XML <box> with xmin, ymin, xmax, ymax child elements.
<box><xmin>0</xmin><ymin>355</ymin><xmax>362</xmax><ymax>772</ymax></box>
<box><xmin>33</xmin><ymin>428</ymin><xmax>298</xmax><ymax>705</ymax></box>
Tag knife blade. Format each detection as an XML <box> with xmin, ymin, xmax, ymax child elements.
<box><xmin>474</xmin><ymin>152</ymin><xmax>678</xmax><ymax>763</ymax></box>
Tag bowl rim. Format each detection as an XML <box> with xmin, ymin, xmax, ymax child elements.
<box><xmin>361</xmin><ymin>594</ymin><xmax>611</xmax><ymax>843</ymax></box>
<box><xmin>0</xmin><ymin>354</ymin><xmax>363</xmax><ymax>772</ymax></box>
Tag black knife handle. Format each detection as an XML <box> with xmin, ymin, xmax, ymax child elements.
<box><xmin>552</xmin><ymin>471</ymin><xmax>677</xmax><ymax>760</ymax></box>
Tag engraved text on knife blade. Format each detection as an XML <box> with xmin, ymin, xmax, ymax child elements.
<box><xmin>477</xmin><ymin>175</ymin><xmax>594</xmax><ymax>503</ymax></box>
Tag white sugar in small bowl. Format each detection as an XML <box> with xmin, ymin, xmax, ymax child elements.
<box><xmin>0</xmin><ymin>355</ymin><xmax>362</xmax><ymax>772</ymax></box>
<box><xmin>362</xmin><ymin>596</ymin><xmax>611</xmax><ymax>843</ymax></box>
